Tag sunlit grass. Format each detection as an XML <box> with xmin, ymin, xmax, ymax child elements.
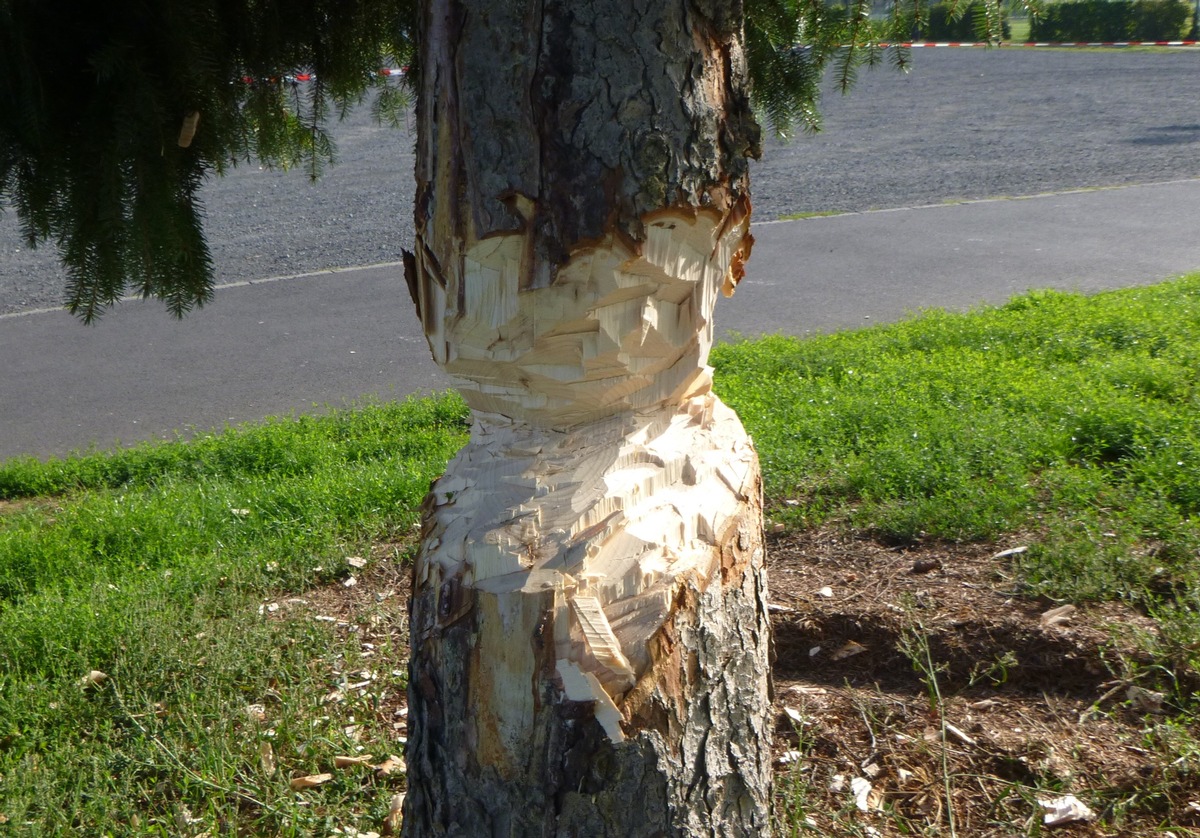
<box><xmin>2</xmin><ymin>276</ymin><xmax>1199</xmax><ymax>833</ymax></box>
<box><xmin>0</xmin><ymin>395</ymin><xmax>466</xmax><ymax>833</ymax></box>
<box><xmin>714</xmin><ymin>278</ymin><xmax>1200</xmax><ymax>609</ymax></box>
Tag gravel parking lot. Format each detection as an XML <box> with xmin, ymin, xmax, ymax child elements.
<box><xmin>3</xmin><ymin>48</ymin><xmax>1200</xmax><ymax>315</ymax></box>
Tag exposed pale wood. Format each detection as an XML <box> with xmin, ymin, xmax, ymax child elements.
<box><xmin>402</xmin><ymin>1</ymin><xmax>770</xmax><ymax>834</ymax></box>
<box><xmin>405</xmin><ymin>392</ymin><xmax>771</xmax><ymax>834</ymax></box>
<box><xmin>415</xmin><ymin>212</ymin><xmax>751</xmax><ymax>427</ymax></box>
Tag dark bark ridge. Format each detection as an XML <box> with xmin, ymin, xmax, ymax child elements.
<box><xmin>413</xmin><ymin>0</ymin><xmax>761</xmax><ymax>292</ymax></box>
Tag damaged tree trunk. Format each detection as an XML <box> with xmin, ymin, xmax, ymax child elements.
<box><xmin>402</xmin><ymin>2</ymin><xmax>771</xmax><ymax>835</ymax></box>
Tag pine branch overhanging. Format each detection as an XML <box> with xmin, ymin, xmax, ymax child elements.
<box><xmin>1</xmin><ymin>0</ymin><xmax>1017</xmax><ymax>320</ymax></box>
<box><xmin>0</xmin><ymin>0</ymin><xmax>418</xmax><ymax>322</ymax></box>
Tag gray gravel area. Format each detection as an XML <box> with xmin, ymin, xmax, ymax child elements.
<box><xmin>3</xmin><ymin>48</ymin><xmax>1200</xmax><ymax>316</ymax></box>
<box><xmin>752</xmin><ymin>47</ymin><xmax>1200</xmax><ymax>220</ymax></box>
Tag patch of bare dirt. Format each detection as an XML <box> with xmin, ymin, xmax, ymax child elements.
<box><xmin>0</xmin><ymin>497</ymin><xmax>54</xmax><ymax>517</ymax></box>
<box><xmin>260</xmin><ymin>540</ymin><xmax>415</xmax><ymax>784</ymax></box>
<box><xmin>768</xmin><ymin>528</ymin><xmax>1200</xmax><ymax>837</ymax></box>
<box><xmin>287</xmin><ymin>542</ymin><xmax>413</xmax><ymax>631</ymax></box>
<box><xmin>281</xmin><ymin>531</ymin><xmax>1200</xmax><ymax>836</ymax></box>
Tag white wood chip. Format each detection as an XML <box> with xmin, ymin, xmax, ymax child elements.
<box><xmin>831</xmin><ymin>640</ymin><xmax>867</xmax><ymax>660</ymax></box>
<box><xmin>570</xmin><ymin>596</ymin><xmax>636</xmax><ymax>689</ymax></box>
<box><xmin>943</xmin><ymin>721</ymin><xmax>976</xmax><ymax>747</ymax></box>
<box><xmin>1040</xmin><ymin>604</ymin><xmax>1076</xmax><ymax>628</ymax></box>
<box><xmin>851</xmin><ymin>777</ymin><xmax>879</xmax><ymax>812</ymax></box>
<box><xmin>786</xmin><ymin>684</ymin><xmax>828</xmax><ymax>696</ymax></box>
<box><xmin>289</xmin><ymin>773</ymin><xmax>333</xmax><ymax>790</ymax></box>
<box><xmin>334</xmin><ymin>755</ymin><xmax>375</xmax><ymax>768</ymax></box>
<box><xmin>1039</xmin><ymin>794</ymin><xmax>1095</xmax><ymax>825</ymax></box>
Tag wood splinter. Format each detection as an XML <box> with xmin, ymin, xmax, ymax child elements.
<box><xmin>177</xmin><ymin>111</ymin><xmax>200</xmax><ymax>148</ymax></box>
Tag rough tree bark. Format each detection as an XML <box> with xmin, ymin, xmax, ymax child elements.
<box><xmin>402</xmin><ymin>2</ymin><xmax>772</xmax><ymax>835</ymax></box>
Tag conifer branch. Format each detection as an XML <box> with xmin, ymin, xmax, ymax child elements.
<box><xmin>2</xmin><ymin>0</ymin><xmax>1004</xmax><ymax>319</ymax></box>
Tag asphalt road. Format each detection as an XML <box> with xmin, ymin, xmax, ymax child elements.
<box><xmin>6</xmin><ymin>48</ymin><xmax>1200</xmax><ymax>316</ymax></box>
<box><xmin>3</xmin><ymin>49</ymin><xmax>1200</xmax><ymax>460</ymax></box>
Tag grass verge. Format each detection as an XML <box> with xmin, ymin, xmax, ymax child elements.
<box><xmin>0</xmin><ymin>396</ymin><xmax>467</xmax><ymax>834</ymax></box>
<box><xmin>1</xmin><ymin>276</ymin><xmax>1198</xmax><ymax>834</ymax></box>
<box><xmin>713</xmin><ymin>279</ymin><xmax>1200</xmax><ymax>613</ymax></box>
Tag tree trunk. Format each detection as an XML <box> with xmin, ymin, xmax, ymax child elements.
<box><xmin>402</xmin><ymin>2</ymin><xmax>771</xmax><ymax>835</ymax></box>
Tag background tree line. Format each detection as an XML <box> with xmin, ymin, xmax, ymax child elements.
<box><xmin>914</xmin><ymin>0</ymin><xmax>1191</xmax><ymax>41</ymax></box>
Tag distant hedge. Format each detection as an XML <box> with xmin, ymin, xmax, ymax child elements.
<box><xmin>921</xmin><ymin>3</ymin><xmax>1012</xmax><ymax>40</ymax></box>
<box><xmin>1028</xmin><ymin>0</ymin><xmax>1190</xmax><ymax>41</ymax></box>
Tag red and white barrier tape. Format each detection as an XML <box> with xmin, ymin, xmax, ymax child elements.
<box><xmin>880</xmin><ymin>39</ymin><xmax>1198</xmax><ymax>47</ymax></box>
<box><xmin>245</xmin><ymin>41</ymin><xmax>1198</xmax><ymax>92</ymax></box>
<box><xmin>240</xmin><ymin>40</ymin><xmax>1197</xmax><ymax>89</ymax></box>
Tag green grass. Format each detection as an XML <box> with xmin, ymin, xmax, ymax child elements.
<box><xmin>0</xmin><ymin>395</ymin><xmax>467</xmax><ymax>834</ymax></box>
<box><xmin>1006</xmin><ymin>16</ymin><xmax>1031</xmax><ymax>41</ymax></box>
<box><xmin>713</xmin><ymin>279</ymin><xmax>1200</xmax><ymax>610</ymax></box>
<box><xmin>2</xmin><ymin>276</ymin><xmax>1199</xmax><ymax>833</ymax></box>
